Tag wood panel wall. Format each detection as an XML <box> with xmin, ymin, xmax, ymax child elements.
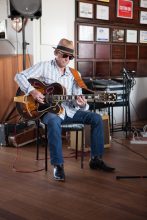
<box><xmin>0</xmin><ymin>55</ymin><xmax>31</xmax><ymax>123</ymax></box>
<box><xmin>75</xmin><ymin>0</ymin><xmax>147</xmax><ymax>79</ymax></box>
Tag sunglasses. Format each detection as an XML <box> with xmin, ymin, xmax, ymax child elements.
<box><xmin>60</xmin><ymin>53</ymin><xmax>74</xmax><ymax>60</ymax></box>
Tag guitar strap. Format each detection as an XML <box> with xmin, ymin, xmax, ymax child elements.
<box><xmin>69</xmin><ymin>67</ymin><xmax>94</xmax><ymax>93</ymax></box>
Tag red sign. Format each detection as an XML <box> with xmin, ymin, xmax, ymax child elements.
<box><xmin>117</xmin><ymin>0</ymin><xmax>133</xmax><ymax>19</ymax></box>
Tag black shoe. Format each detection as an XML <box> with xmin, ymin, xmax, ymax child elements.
<box><xmin>89</xmin><ymin>157</ymin><xmax>115</xmax><ymax>172</ymax></box>
<box><xmin>53</xmin><ymin>165</ymin><xmax>65</xmax><ymax>181</ymax></box>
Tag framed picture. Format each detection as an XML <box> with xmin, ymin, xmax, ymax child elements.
<box><xmin>96</xmin><ymin>5</ymin><xmax>109</xmax><ymax>20</ymax></box>
<box><xmin>140</xmin><ymin>30</ymin><xmax>147</xmax><ymax>43</ymax></box>
<box><xmin>97</xmin><ymin>0</ymin><xmax>110</xmax><ymax>2</ymax></box>
<box><xmin>140</xmin><ymin>0</ymin><xmax>147</xmax><ymax>8</ymax></box>
<box><xmin>126</xmin><ymin>30</ymin><xmax>137</xmax><ymax>43</ymax></box>
<box><xmin>78</xmin><ymin>2</ymin><xmax>93</xmax><ymax>19</ymax></box>
<box><xmin>117</xmin><ymin>0</ymin><xmax>133</xmax><ymax>19</ymax></box>
<box><xmin>140</xmin><ymin>11</ymin><xmax>147</xmax><ymax>24</ymax></box>
<box><xmin>96</xmin><ymin>27</ymin><xmax>109</xmax><ymax>42</ymax></box>
<box><xmin>112</xmin><ymin>28</ymin><xmax>125</xmax><ymax>42</ymax></box>
<box><xmin>0</xmin><ymin>20</ymin><xmax>7</xmax><ymax>39</ymax></box>
<box><xmin>79</xmin><ymin>25</ymin><xmax>94</xmax><ymax>41</ymax></box>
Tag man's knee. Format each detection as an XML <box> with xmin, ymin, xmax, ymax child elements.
<box><xmin>91</xmin><ymin>112</ymin><xmax>103</xmax><ymax>124</ymax></box>
<box><xmin>42</xmin><ymin>113</ymin><xmax>62</xmax><ymax>125</ymax></box>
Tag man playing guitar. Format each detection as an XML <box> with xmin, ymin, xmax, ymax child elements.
<box><xmin>15</xmin><ymin>38</ymin><xmax>115</xmax><ymax>181</ymax></box>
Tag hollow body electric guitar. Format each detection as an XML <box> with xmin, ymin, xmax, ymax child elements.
<box><xmin>14</xmin><ymin>78</ymin><xmax>117</xmax><ymax>120</ymax></box>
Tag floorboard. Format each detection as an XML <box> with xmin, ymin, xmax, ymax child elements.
<box><xmin>0</xmin><ymin>131</ymin><xmax>146</xmax><ymax>220</ymax></box>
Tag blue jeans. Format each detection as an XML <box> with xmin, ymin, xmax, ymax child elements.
<box><xmin>42</xmin><ymin>110</ymin><xmax>104</xmax><ymax>165</ymax></box>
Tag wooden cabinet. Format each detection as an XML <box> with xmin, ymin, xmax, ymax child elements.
<box><xmin>0</xmin><ymin>55</ymin><xmax>31</xmax><ymax>122</ymax></box>
<box><xmin>75</xmin><ymin>0</ymin><xmax>147</xmax><ymax>78</ymax></box>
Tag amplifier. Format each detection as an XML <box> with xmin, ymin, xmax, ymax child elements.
<box><xmin>92</xmin><ymin>79</ymin><xmax>127</xmax><ymax>105</ymax></box>
<box><xmin>92</xmin><ymin>79</ymin><xmax>124</xmax><ymax>91</ymax></box>
<box><xmin>8</xmin><ymin>126</ymin><xmax>37</xmax><ymax>147</ymax></box>
<box><xmin>0</xmin><ymin>122</ymin><xmax>36</xmax><ymax>147</ymax></box>
<box><xmin>69</xmin><ymin>114</ymin><xmax>110</xmax><ymax>151</ymax></box>
<box><xmin>0</xmin><ymin>122</ymin><xmax>28</xmax><ymax>146</ymax></box>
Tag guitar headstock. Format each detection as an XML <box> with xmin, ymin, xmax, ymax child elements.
<box><xmin>95</xmin><ymin>92</ymin><xmax>117</xmax><ymax>103</ymax></box>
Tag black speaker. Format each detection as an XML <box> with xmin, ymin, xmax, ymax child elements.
<box><xmin>9</xmin><ymin>0</ymin><xmax>42</xmax><ymax>19</ymax></box>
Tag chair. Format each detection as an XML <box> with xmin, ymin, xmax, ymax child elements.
<box><xmin>36</xmin><ymin>120</ymin><xmax>86</xmax><ymax>171</ymax></box>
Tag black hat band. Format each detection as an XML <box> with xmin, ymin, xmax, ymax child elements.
<box><xmin>56</xmin><ymin>45</ymin><xmax>74</xmax><ymax>54</ymax></box>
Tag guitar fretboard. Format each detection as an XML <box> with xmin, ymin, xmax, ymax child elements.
<box><xmin>45</xmin><ymin>93</ymin><xmax>116</xmax><ymax>103</ymax></box>
<box><xmin>53</xmin><ymin>94</ymin><xmax>96</xmax><ymax>101</ymax></box>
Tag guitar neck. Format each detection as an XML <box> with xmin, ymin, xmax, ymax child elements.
<box><xmin>54</xmin><ymin>94</ymin><xmax>95</xmax><ymax>101</ymax></box>
<box><xmin>46</xmin><ymin>93</ymin><xmax>116</xmax><ymax>103</ymax></box>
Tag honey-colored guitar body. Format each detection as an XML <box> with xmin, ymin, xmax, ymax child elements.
<box><xmin>14</xmin><ymin>78</ymin><xmax>65</xmax><ymax>120</ymax></box>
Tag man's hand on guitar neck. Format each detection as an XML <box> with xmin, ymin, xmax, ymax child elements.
<box><xmin>76</xmin><ymin>95</ymin><xmax>87</xmax><ymax>108</ymax></box>
<box><xmin>30</xmin><ymin>89</ymin><xmax>45</xmax><ymax>104</ymax></box>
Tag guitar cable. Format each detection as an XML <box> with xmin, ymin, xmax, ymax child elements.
<box><xmin>12</xmin><ymin>150</ymin><xmax>79</xmax><ymax>173</ymax></box>
<box><xmin>12</xmin><ymin>146</ymin><xmax>45</xmax><ymax>173</ymax></box>
<box><xmin>11</xmin><ymin>124</ymin><xmax>89</xmax><ymax>173</ymax></box>
<box><xmin>12</xmin><ymin>145</ymin><xmax>79</xmax><ymax>173</ymax></box>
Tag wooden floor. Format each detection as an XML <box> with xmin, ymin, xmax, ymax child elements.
<box><xmin>0</xmin><ymin>132</ymin><xmax>147</xmax><ymax>220</ymax></box>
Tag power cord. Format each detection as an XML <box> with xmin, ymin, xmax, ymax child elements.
<box><xmin>12</xmin><ymin>146</ymin><xmax>78</xmax><ymax>173</ymax></box>
<box><xmin>12</xmin><ymin>147</ymin><xmax>45</xmax><ymax>173</ymax></box>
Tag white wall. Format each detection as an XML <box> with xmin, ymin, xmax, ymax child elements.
<box><xmin>113</xmin><ymin>77</ymin><xmax>147</xmax><ymax>124</ymax></box>
<box><xmin>33</xmin><ymin>0</ymin><xmax>75</xmax><ymax>67</ymax></box>
<box><xmin>6</xmin><ymin>18</ymin><xmax>33</xmax><ymax>55</ymax></box>
<box><xmin>0</xmin><ymin>0</ymin><xmax>74</xmax><ymax>63</ymax></box>
<box><xmin>130</xmin><ymin>78</ymin><xmax>147</xmax><ymax>121</ymax></box>
<box><xmin>0</xmin><ymin>0</ymin><xmax>7</xmax><ymax>20</ymax></box>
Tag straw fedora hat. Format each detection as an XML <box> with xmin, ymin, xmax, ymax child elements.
<box><xmin>53</xmin><ymin>38</ymin><xmax>74</xmax><ymax>56</ymax></box>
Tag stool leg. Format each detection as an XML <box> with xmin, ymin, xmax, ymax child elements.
<box><xmin>111</xmin><ymin>106</ymin><xmax>114</xmax><ymax>132</ymax></box>
<box><xmin>81</xmin><ymin>128</ymin><xmax>85</xmax><ymax>169</ymax></box>
<box><xmin>75</xmin><ymin>131</ymin><xmax>78</xmax><ymax>159</ymax></box>
<box><xmin>36</xmin><ymin>120</ymin><xmax>40</xmax><ymax>160</ymax></box>
<box><xmin>45</xmin><ymin>125</ymin><xmax>48</xmax><ymax>171</ymax></box>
